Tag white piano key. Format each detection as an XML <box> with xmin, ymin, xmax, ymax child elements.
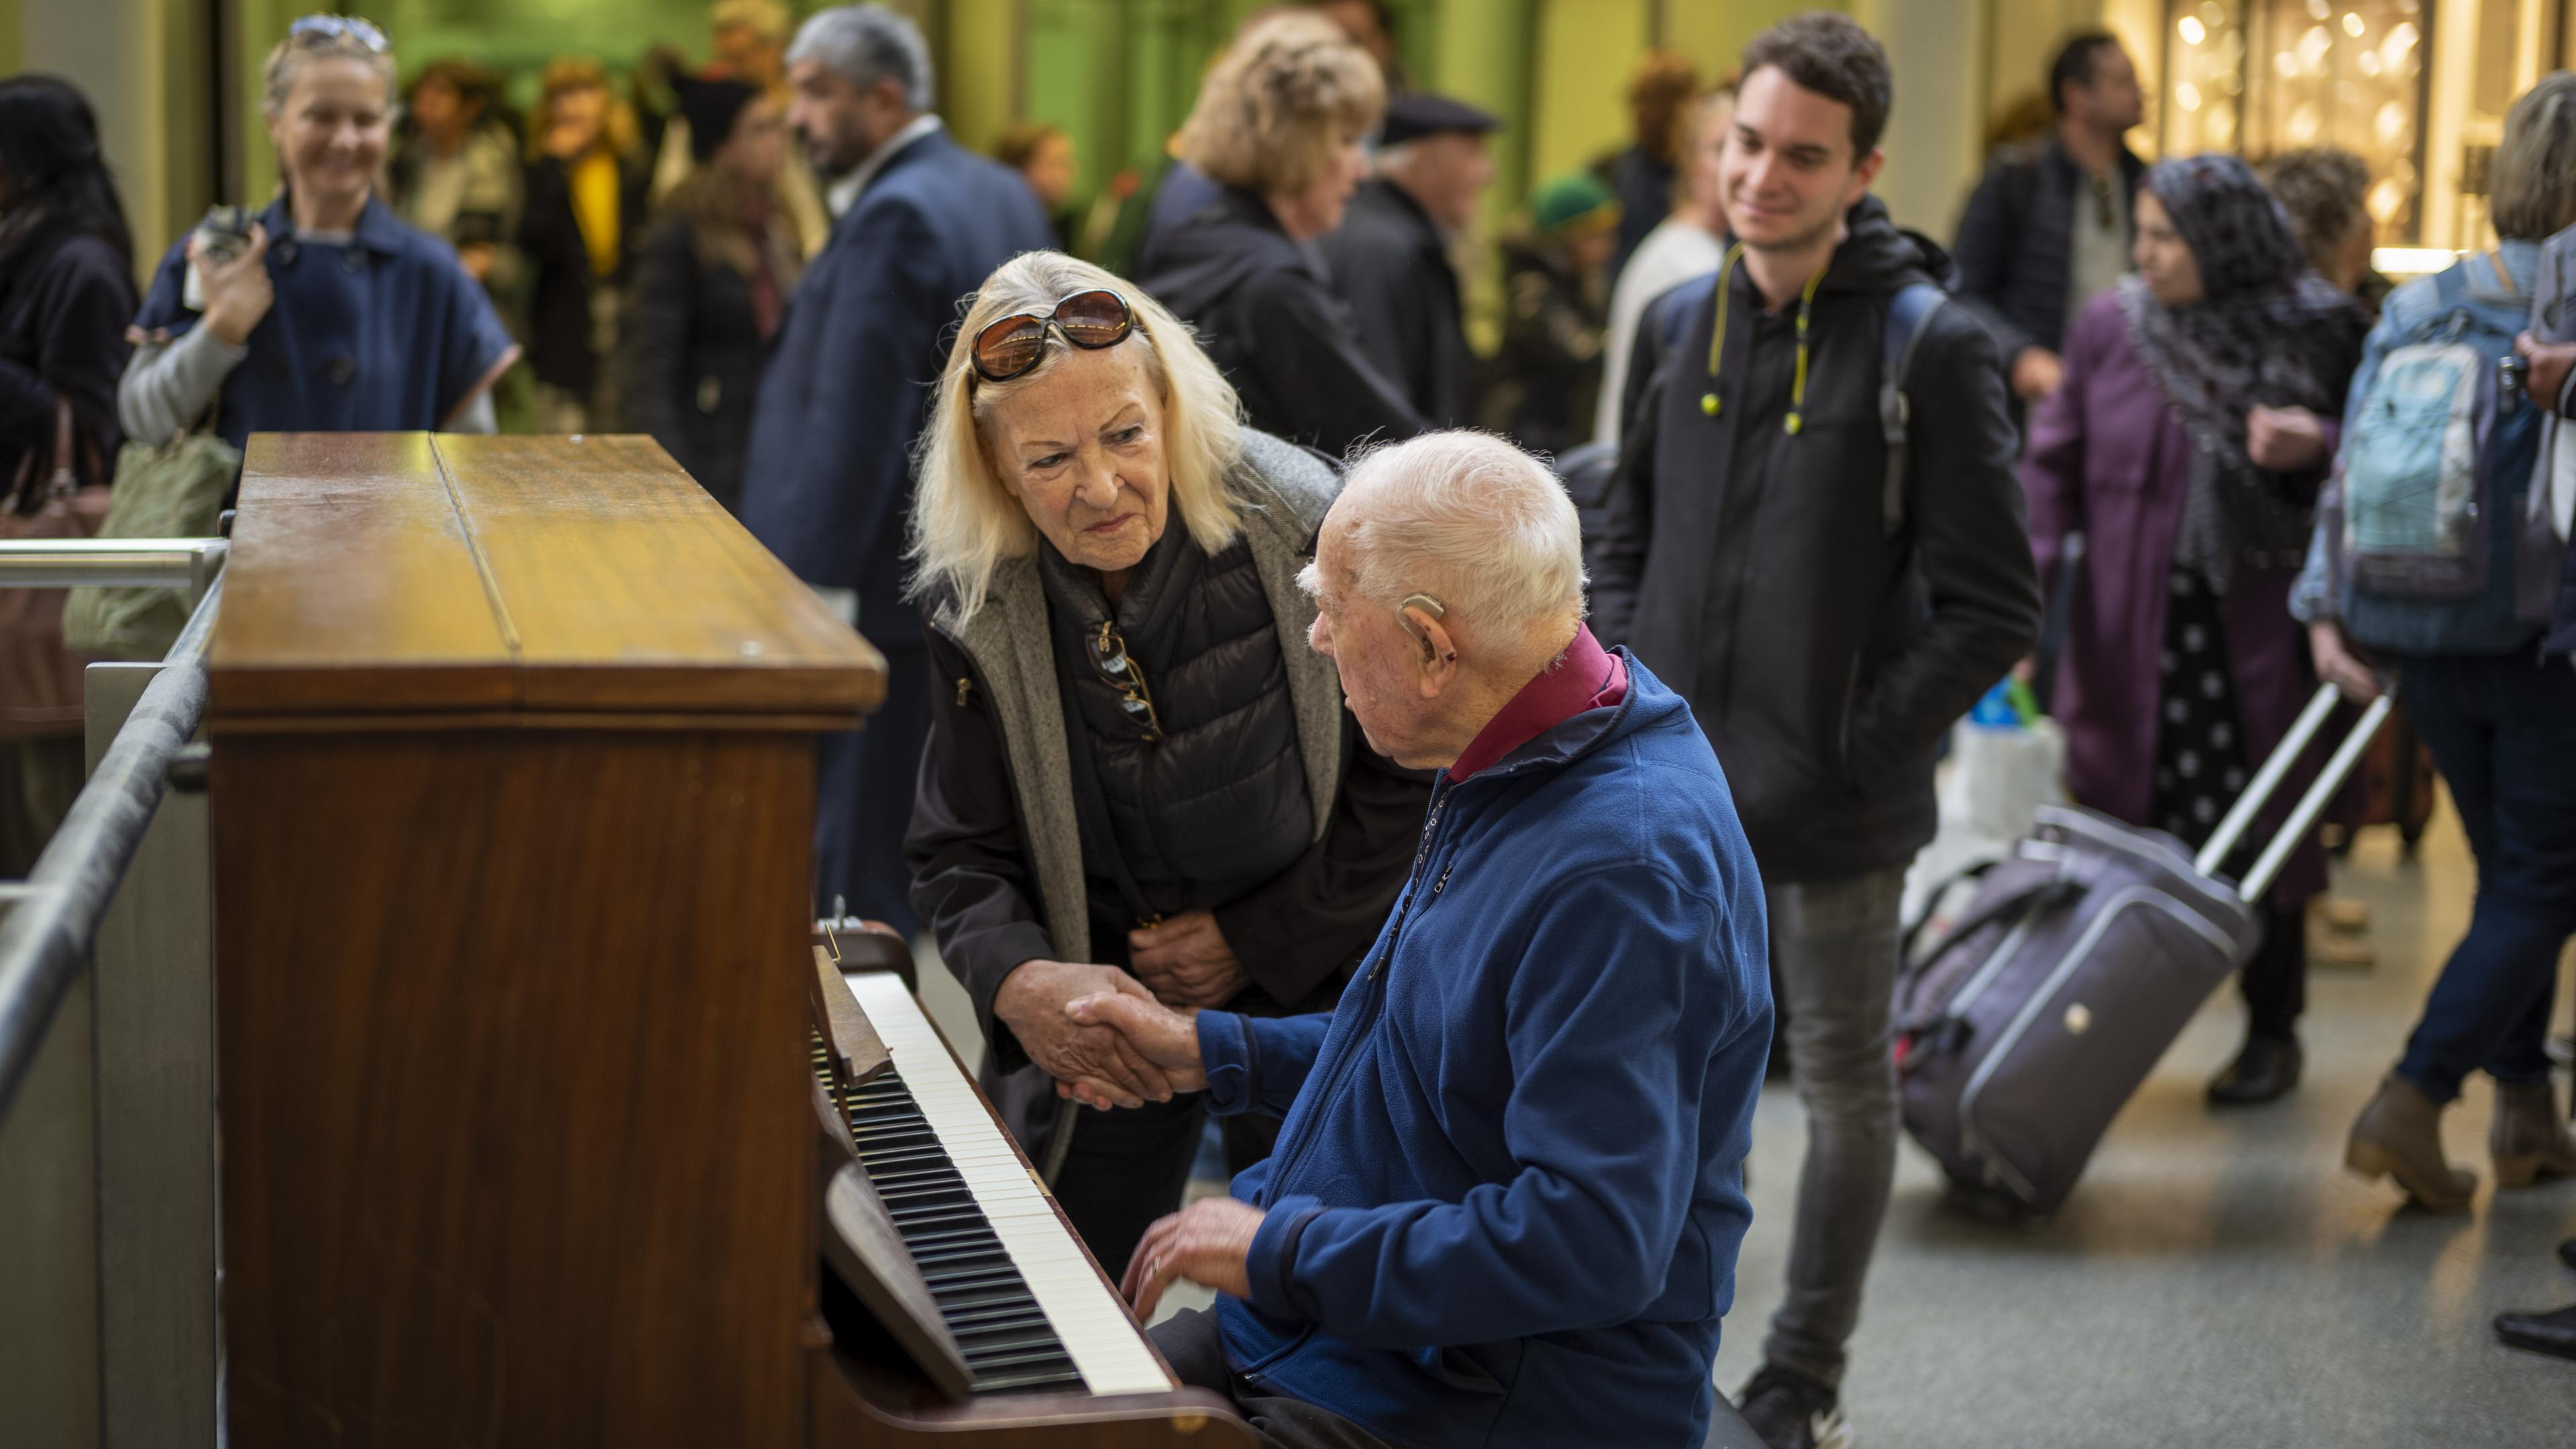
<box><xmin>847</xmin><ymin>974</ymin><xmax>1173</xmax><ymax>1397</ymax></box>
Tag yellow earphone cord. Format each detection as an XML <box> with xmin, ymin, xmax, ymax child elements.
<box><xmin>1700</xmin><ymin>243</ymin><xmax>1827</xmax><ymax>436</ymax></box>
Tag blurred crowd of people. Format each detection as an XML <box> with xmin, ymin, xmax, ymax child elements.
<box><xmin>6</xmin><ymin>3</ymin><xmax>2576</xmax><ymax>1446</ymax></box>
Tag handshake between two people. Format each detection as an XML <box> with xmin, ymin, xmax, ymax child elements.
<box><xmin>989</xmin><ymin>947</ymin><xmax>1218</xmax><ymax>1112</ymax></box>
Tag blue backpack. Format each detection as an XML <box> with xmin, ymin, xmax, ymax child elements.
<box><xmin>2326</xmin><ymin>252</ymin><xmax>2558</xmax><ymax>650</ymax></box>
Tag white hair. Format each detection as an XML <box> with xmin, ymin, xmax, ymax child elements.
<box><xmin>1308</xmin><ymin>431</ymin><xmax>1587</xmax><ymax>652</ymax></box>
<box><xmin>788</xmin><ymin>4</ymin><xmax>933</xmax><ymax>111</ymax></box>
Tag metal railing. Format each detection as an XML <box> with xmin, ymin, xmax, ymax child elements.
<box><xmin>0</xmin><ymin>537</ymin><xmax>227</xmax><ymax>594</ymax></box>
<box><xmin>0</xmin><ymin>540</ymin><xmax>225</xmax><ymax>1449</ymax></box>
<box><xmin>0</xmin><ymin>578</ymin><xmax>219</xmax><ymax>1114</ymax></box>
<box><xmin>0</xmin><ymin>541</ymin><xmax>222</xmax><ymax>1114</ymax></box>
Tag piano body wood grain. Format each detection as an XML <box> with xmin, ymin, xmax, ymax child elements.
<box><xmin>207</xmin><ymin>433</ymin><xmax>1253</xmax><ymax>1447</ymax></box>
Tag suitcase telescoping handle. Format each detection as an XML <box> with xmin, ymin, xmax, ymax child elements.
<box><xmin>2192</xmin><ymin>682</ymin><xmax>2397</xmax><ymax>904</ymax></box>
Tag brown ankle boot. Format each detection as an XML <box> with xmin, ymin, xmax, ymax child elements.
<box><xmin>2491</xmin><ymin>1082</ymin><xmax>2576</xmax><ymax>1188</ymax></box>
<box><xmin>2346</xmin><ymin>1074</ymin><xmax>2477</xmax><ymax>1212</ymax></box>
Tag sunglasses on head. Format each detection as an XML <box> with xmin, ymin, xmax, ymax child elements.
<box><xmin>288</xmin><ymin>14</ymin><xmax>390</xmax><ymax>51</ymax></box>
<box><xmin>970</xmin><ymin>288</ymin><xmax>1136</xmax><ymax>383</ymax></box>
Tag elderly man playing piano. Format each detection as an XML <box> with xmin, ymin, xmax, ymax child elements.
<box><xmin>1060</xmin><ymin>431</ymin><xmax>1774</xmax><ymax>1449</ymax></box>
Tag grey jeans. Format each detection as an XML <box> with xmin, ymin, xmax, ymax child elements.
<box><xmin>1760</xmin><ymin>865</ymin><xmax>1906</xmax><ymax>1391</ymax></box>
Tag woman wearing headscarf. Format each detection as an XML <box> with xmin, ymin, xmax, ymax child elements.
<box><xmin>1134</xmin><ymin>10</ymin><xmax>1426</xmax><ymax>455</ymax></box>
<box><xmin>2022</xmin><ymin>154</ymin><xmax>2369</xmax><ymax>1107</ymax></box>
<box><xmin>905</xmin><ymin>250</ymin><xmax>1429</xmax><ymax>1278</ymax></box>
<box><xmin>625</xmin><ymin>75</ymin><xmax>800</xmax><ymax>514</ymax></box>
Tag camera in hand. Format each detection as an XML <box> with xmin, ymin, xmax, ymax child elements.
<box><xmin>181</xmin><ymin>204</ymin><xmax>257</xmax><ymax>313</ymax></box>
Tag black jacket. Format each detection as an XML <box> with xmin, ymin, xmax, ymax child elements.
<box><xmin>1950</xmin><ymin>136</ymin><xmax>2148</xmax><ymax>364</ymax></box>
<box><xmin>1316</xmin><ymin>178</ymin><xmax>1474</xmax><ymax>427</ymax></box>
<box><xmin>519</xmin><ymin>149</ymin><xmax>651</xmax><ymax>398</ymax></box>
<box><xmin>625</xmin><ymin>214</ymin><xmax>776</xmax><ymax>515</ymax></box>
<box><xmin>0</xmin><ymin>229</ymin><xmax>131</xmax><ymax>488</ymax></box>
<box><xmin>1591</xmin><ymin>198</ymin><xmax>2043</xmax><ymax>883</ymax></box>
<box><xmin>1138</xmin><ymin>184</ymin><xmax>1427</xmax><ymax>456</ymax></box>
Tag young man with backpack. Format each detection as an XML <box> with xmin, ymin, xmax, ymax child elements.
<box><xmin>2299</xmin><ymin>72</ymin><xmax>2576</xmax><ymax>1216</ymax></box>
<box><xmin>1589</xmin><ymin>15</ymin><xmax>2041</xmax><ymax>1448</ymax></box>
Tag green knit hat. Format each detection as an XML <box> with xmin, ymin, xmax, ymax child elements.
<box><xmin>1531</xmin><ymin>172</ymin><xmax>1618</xmax><ymax>233</ymax></box>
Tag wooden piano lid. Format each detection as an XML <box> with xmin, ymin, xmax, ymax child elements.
<box><xmin>208</xmin><ymin>432</ymin><xmax>885</xmax><ymax>728</ymax></box>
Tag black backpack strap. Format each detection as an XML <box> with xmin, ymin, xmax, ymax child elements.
<box><xmin>1879</xmin><ymin>280</ymin><xmax>1948</xmax><ymax>539</ymax></box>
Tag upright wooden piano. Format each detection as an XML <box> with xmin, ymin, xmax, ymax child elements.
<box><xmin>207</xmin><ymin>433</ymin><xmax>1253</xmax><ymax>1446</ymax></box>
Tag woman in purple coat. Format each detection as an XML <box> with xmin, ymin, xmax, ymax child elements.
<box><xmin>2023</xmin><ymin>155</ymin><xmax>2369</xmax><ymax>1106</ymax></box>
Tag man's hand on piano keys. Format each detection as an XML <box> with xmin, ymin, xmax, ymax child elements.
<box><xmin>994</xmin><ymin>961</ymin><xmax>1179</xmax><ymax>1110</ymax></box>
<box><xmin>1059</xmin><ymin>989</ymin><xmax>1208</xmax><ymax>1111</ymax></box>
<box><xmin>1122</xmin><ymin>1197</ymin><xmax>1264</xmax><ymax>1320</ymax></box>
<box><xmin>1128</xmin><ymin>910</ymin><xmax>1251</xmax><ymax>1009</ymax></box>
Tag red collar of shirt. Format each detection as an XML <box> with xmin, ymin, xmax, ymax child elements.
<box><xmin>1445</xmin><ymin>625</ymin><xmax>1628</xmax><ymax>784</ymax></box>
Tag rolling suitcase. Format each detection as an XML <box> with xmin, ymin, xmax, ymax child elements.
<box><xmin>1895</xmin><ymin>684</ymin><xmax>2394</xmax><ymax>1218</ymax></box>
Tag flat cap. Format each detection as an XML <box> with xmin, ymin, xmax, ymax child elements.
<box><xmin>1380</xmin><ymin>91</ymin><xmax>1501</xmax><ymax>146</ymax></box>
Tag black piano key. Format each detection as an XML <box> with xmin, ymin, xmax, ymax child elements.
<box><xmin>853</xmin><ymin>1143</ymin><xmax>953</xmax><ymax>1169</ymax></box>
<box><xmin>906</xmin><ymin>1242</ymin><xmax>1004</xmax><ymax>1263</ymax></box>
<box><xmin>894</xmin><ymin>1220</ymin><xmax>996</xmax><ymax>1244</ymax></box>
<box><xmin>878</xmin><ymin>1186</ymin><xmax>976</xmax><ymax>1208</ymax></box>
<box><xmin>950</xmin><ymin>1322</ymin><xmax>1061</xmax><ymax>1348</ymax></box>
<box><xmin>863</xmin><ymin>1165</ymin><xmax>961</xmax><ymax>1185</ymax></box>
<box><xmin>971</xmin><ymin>1365</ymin><xmax>1088</xmax><ymax>1393</ymax></box>
<box><xmin>923</xmin><ymin>1267</ymin><xmax>1026</xmax><ymax>1293</ymax></box>
<box><xmin>844</xmin><ymin>1104</ymin><xmax>928</xmax><ymax>1129</ymax></box>
<box><xmin>851</xmin><ymin>1134</ymin><xmax>943</xmax><ymax>1152</ymax></box>
<box><xmin>938</xmin><ymin>1301</ymin><xmax>1051</xmax><ymax>1329</ymax></box>
<box><xmin>933</xmin><ymin>1282</ymin><xmax>1048</xmax><ymax>1311</ymax></box>
<box><xmin>966</xmin><ymin>1343</ymin><xmax>1083</xmax><ymax>1368</ymax></box>
<box><xmin>852</xmin><ymin>1126</ymin><xmax>941</xmax><ymax>1150</ymax></box>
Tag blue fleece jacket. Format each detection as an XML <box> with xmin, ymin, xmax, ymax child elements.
<box><xmin>1194</xmin><ymin>653</ymin><xmax>1772</xmax><ymax>1449</ymax></box>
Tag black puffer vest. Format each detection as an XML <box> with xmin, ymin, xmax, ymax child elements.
<box><xmin>1038</xmin><ymin>517</ymin><xmax>1311</xmax><ymax>934</ymax></box>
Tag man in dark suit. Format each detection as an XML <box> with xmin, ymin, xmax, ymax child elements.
<box><xmin>1317</xmin><ymin>93</ymin><xmax>1498</xmax><ymax>428</ymax></box>
<box><xmin>743</xmin><ymin>3</ymin><xmax>1053</xmax><ymax>934</ymax></box>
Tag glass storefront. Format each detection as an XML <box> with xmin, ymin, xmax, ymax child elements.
<box><xmin>2158</xmin><ymin>0</ymin><xmax>2568</xmax><ymax>247</ymax></box>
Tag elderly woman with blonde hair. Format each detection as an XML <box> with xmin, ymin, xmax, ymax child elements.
<box><xmin>904</xmin><ymin>250</ymin><xmax>1430</xmax><ymax>1277</ymax></box>
<box><xmin>1136</xmin><ymin>11</ymin><xmax>1427</xmax><ymax>455</ymax></box>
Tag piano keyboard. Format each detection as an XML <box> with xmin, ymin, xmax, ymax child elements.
<box><xmin>841</xmin><ymin>973</ymin><xmax>1173</xmax><ymax>1398</ymax></box>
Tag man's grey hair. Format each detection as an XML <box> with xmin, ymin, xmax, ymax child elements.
<box><xmin>1307</xmin><ymin>431</ymin><xmax>1587</xmax><ymax>652</ymax></box>
<box><xmin>788</xmin><ymin>4</ymin><xmax>934</xmax><ymax>111</ymax></box>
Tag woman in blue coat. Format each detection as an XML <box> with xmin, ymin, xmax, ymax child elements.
<box><xmin>118</xmin><ymin>15</ymin><xmax>517</xmax><ymax>460</ymax></box>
